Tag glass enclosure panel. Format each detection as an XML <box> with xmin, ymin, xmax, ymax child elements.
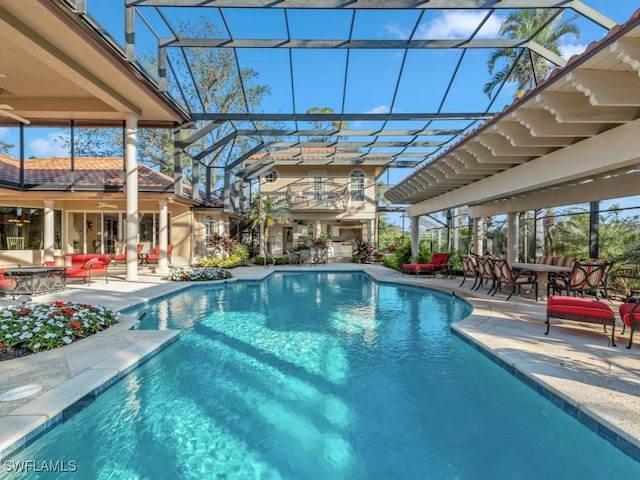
<box><xmin>0</xmin><ymin>207</ymin><xmax>43</xmax><ymax>250</ymax></box>
<box><xmin>103</xmin><ymin>213</ymin><xmax>119</xmax><ymax>254</ymax></box>
<box><xmin>68</xmin><ymin>212</ymin><xmax>86</xmax><ymax>253</ymax></box>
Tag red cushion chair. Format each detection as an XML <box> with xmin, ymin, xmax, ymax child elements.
<box><xmin>619</xmin><ymin>302</ymin><xmax>640</xmax><ymax>349</ymax></box>
<box><xmin>147</xmin><ymin>244</ymin><xmax>172</xmax><ymax>263</ymax></box>
<box><xmin>546</xmin><ymin>296</ymin><xmax>616</xmax><ymax>346</ymax></box>
<box><xmin>402</xmin><ymin>253</ymin><xmax>451</xmax><ymax>277</ymax></box>
<box><xmin>0</xmin><ymin>268</ymin><xmax>15</xmax><ymax>292</ymax></box>
<box><xmin>114</xmin><ymin>244</ymin><xmax>144</xmax><ymax>263</ymax></box>
<box><xmin>66</xmin><ymin>255</ymin><xmax>111</xmax><ymax>286</ymax></box>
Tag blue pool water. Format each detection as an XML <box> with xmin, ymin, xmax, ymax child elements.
<box><xmin>3</xmin><ymin>272</ymin><xmax>639</xmax><ymax>479</ymax></box>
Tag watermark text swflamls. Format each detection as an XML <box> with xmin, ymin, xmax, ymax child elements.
<box><xmin>3</xmin><ymin>460</ymin><xmax>78</xmax><ymax>473</ymax></box>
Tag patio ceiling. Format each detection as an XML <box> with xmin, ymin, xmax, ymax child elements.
<box><xmin>0</xmin><ymin>1</ymin><xmax>189</xmax><ymax>127</ymax></box>
<box><xmin>386</xmin><ymin>10</ymin><xmax>640</xmax><ymax>218</ymax></box>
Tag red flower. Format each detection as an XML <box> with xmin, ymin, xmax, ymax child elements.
<box><xmin>0</xmin><ymin>343</ymin><xmax>4</xmax><ymax>350</ymax></box>
<box><xmin>65</xmin><ymin>309</ymin><xmax>75</xmax><ymax>316</ymax></box>
<box><xmin>18</xmin><ymin>309</ymin><xmax>31</xmax><ymax>316</ymax></box>
<box><xmin>54</xmin><ymin>301</ymin><xmax>66</xmax><ymax>307</ymax></box>
<box><xmin>71</xmin><ymin>321</ymin><xmax>81</xmax><ymax>330</ymax></box>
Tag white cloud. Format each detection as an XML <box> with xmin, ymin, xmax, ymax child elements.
<box><xmin>418</xmin><ymin>11</ymin><xmax>502</xmax><ymax>39</ymax></box>
<box><xmin>0</xmin><ymin>127</ymin><xmax>8</xmax><ymax>138</ymax></box>
<box><xmin>385</xmin><ymin>23</ymin><xmax>409</xmax><ymax>39</ymax></box>
<box><xmin>367</xmin><ymin>105</ymin><xmax>391</xmax><ymax>114</ymax></box>
<box><xmin>28</xmin><ymin>132</ymin><xmax>69</xmax><ymax>157</ymax></box>
<box><xmin>559</xmin><ymin>42</ymin><xmax>586</xmax><ymax>60</ymax></box>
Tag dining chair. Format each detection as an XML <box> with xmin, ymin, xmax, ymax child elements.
<box><xmin>474</xmin><ymin>255</ymin><xmax>496</xmax><ymax>294</ymax></box>
<box><xmin>459</xmin><ymin>254</ymin><xmax>479</xmax><ymax>289</ymax></box>
<box><xmin>491</xmin><ymin>257</ymin><xmax>538</xmax><ymax>301</ymax></box>
<box><xmin>6</xmin><ymin>237</ymin><xmax>24</xmax><ymax>250</ymax></box>
<box><xmin>547</xmin><ymin>259</ymin><xmax>610</xmax><ymax>299</ymax></box>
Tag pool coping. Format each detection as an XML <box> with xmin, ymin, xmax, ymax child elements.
<box><xmin>0</xmin><ymin>264</ymin><xmax>639</xmax><ymax>465</ymax></box>
<box><xmin>0</xmin><ymin>315</ymin><xmax>180</xmax><ymax>461</ymax></box>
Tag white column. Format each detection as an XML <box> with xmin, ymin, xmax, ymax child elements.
<box><xmin>473</xmin><ymin>217</ymin><xmax>483</xmax><ymax>255</ymax></box>
<box><xmin>157</xmin><ymin>199</ymin><xmax>169</xmax><ymax>275</ymax></box>
<box><xmin>410</xmin><ymin>216</ymin><xmax>419</xmax><ymax>260</ymax></box>
<box><xmin>43</xmin><ymin>201</ymin><xmax>55</xmax><ymax>263</ymax></box>
<box><xmin>368</xmin><ymin>219</ymin><xmax>375</xmax><ymax>244</ymax></box>
<box><xmin>125</xmin><ymin>114</ymin><xmax>139</xmax><ymax>281</ymax></box>
<box><xmin>507</xmin><ymin>212</ymin><xmax>519</xmax><ymax>262</ymax></box>
<box><xmin>314</xmin><ymin>219</ymin><xmax>321</xmax><ymax>238</ymax></box>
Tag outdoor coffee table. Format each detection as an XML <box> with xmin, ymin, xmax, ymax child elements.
<box><xmin>5</xmin><ymin>266</ymin><xmax>68</xmax><ymax>299</ymax></box>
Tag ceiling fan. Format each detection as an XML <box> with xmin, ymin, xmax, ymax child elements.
<box><xmin>0</xmin><ymin>73</ymin><xmax>30</xmax><ymax>124</ymax></box>
<box><xmin>98</xmin><ymin>202</ymin><xmax>118</xmax><ymax>209</ymax></box>
<box><xmin>0</xmin><ymin>105</ymin><xmax>30</xmax><ymax>125</ymax></box>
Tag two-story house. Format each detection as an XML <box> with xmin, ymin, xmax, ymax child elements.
<box><xmin>246</xmin><ymin>147</ymin><xmax>385</xmax><ymax>260</ymax></box>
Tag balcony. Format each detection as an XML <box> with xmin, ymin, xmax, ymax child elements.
<box><xmin>264</xmin><ymin>182</ymin><xmax>349</xmax><ymax>212</ymax></box>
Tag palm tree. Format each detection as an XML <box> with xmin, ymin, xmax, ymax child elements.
<box><xmin>484</xmin><ymin>9</ymin><xmax>580</xmax><ymax>98</ymax></box>
<box><xmin>247</xmin><ymin>195</ymin><xmax>290</xmax><ymax>256</ymax></box>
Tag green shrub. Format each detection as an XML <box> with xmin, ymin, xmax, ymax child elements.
<box><xmin>197</xmin><ymin>242</ymin><xmax>248</xmax><ymax>269</ymax></box>
<box><xmin>252</xmin><ymin>256</ymin><xmax>289</xmax><ymax>265</ymax></box>
<box><xmin>198</xmin><ymin>253</ymin><xmax>245</xmax><ymax>269</ymax></box>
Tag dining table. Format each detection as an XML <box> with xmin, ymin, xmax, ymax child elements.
<box><xmin>511</xmin><ymin>262</ymin><xmax>572</xmax><ymax>300</ymax></box>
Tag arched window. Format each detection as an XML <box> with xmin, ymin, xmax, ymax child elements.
<box><xmin>263</xmin><ymin>170</ymin><xmax>278</xmax><ymax>183</ymax></box>
<box><xmin>350</xmin><ymin>171</ymin><xmax>365</xmax><ymax>201</ymax></box>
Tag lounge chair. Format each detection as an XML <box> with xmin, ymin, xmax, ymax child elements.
<box><xmin>402</xmin><ymin>252</ymin><xmax>451</xmax><ymax>277</ymax></box>
<box><xmin>147</xmin><ymin>244</ymin><xmax>172</xmax><ymax>263</ymax></box>
<box><xmin>114</xmin><ymin>244</ymin><xmax>144</xmax><ymax>264</ymax></box>
<box><xmin>66</xmin><ymin>256</ymin><xmax>111</xmax><ymax>286</ymax></box>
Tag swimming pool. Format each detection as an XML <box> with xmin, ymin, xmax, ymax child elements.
<box><xmin>3</xmin><ymin>272</ymin><xmax>639</xmax><ymax>479</ymax></box>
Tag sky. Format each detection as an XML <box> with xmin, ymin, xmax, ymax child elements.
<box><xmin>0</xmin><ymin>0</ymin><xmax>638</xmax><ymax>221</ymax></box>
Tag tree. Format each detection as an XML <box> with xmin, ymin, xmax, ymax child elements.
<box><xmin>484</xmin><ymin>9</ymin><xmax>580</xmax><ymax>98</ymax></box>
<box><xmin>305</xmin><ymin>107</ymin><xmax>348</xmax><ymax>142</ymax></box>
<box><xmin>61</xmin><ymin>16</ymin><xmax>271</xmax><ymax>187</ymax></box>
<box><xmin>0</xmin><ymin>139</ymin><xmax>14</xmax><ymax>155</ymax></box>
<box><xmin>247</xmin><ymin>194</ymin><xmax>290</xmax><ymax>255</ymax></box>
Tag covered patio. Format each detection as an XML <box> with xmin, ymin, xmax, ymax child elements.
<box><xmin>386</xmin><ymin>10</ymin><xmax>640</xmax><ymax>266</ymax></box>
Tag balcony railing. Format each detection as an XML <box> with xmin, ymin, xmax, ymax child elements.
<box><xmin>286</xmin><ymin>182</ymin><xmax>349</xmax><ymax>210</ymax></box>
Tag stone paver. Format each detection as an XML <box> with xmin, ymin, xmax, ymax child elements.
<box><xmin>1</xmin><ymin>264</ymin><xmax>639</xmax><ymax>461</ymax></box>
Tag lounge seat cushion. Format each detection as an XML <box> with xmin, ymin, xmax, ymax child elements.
<box><xmin>547</xmin><ymin>296</ymin><xmax>615</xmax><ymax>325</ymax></box>
<box><xmin>402</xmin><ymin>253</ymin><xmax>451</xmax><ymax>274</ymax></box>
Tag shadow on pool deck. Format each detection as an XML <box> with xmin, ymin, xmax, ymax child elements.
<box><xmin>0</xmin><ymin>263</ymin><xmax>639</xmax><ymax>461</ymax></box>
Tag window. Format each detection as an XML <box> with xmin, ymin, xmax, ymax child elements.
<box><xmin>350</xmin><ymin>171</ymin><xmax>365</xmax><ymax>201</ymax></box>
<box><xmin>264</xmin><ymin>170</ymin><xmax>278</xmax><ymax>183</ymax></box>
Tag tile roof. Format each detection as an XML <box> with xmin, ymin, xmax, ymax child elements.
<box><xmin>0</xmin><ymin>155</ymin><xmax>225</xmax><ymax>207</ymax></box>
<box><xmin>0</xmin><ymin>154</ymin><xmax>178</xmax><ymax>190</ymax></box>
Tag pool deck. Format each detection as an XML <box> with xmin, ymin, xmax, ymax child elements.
<box><xmin>1</xmin><ymin>264</ymin><xmax>639</xmax><ymax>462</ymax></box>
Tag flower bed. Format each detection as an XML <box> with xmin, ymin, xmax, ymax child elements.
<box><xmin>0</xmin><ymin>301</ymin><xmax>120</xmax><ymax>361</ymax></box>
<box><xmin>169</xmin><ymin>267</ymin><xmax>232</xmax><ymax>282</ymax></box>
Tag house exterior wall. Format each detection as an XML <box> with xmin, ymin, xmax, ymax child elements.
<box><xmin>257</xmin><ymin>164</ymin><xmax>380</xmax><ymax>256</ymax></box>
